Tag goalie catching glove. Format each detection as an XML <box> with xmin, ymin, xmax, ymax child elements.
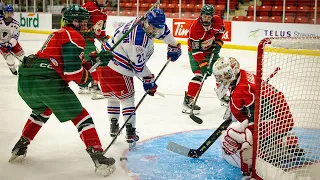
<box><xmin>143</xmin><ymin>74</ymin><xmax>157</xmax><ymax>96</ymax></box>
<box><xmin>221</xmin><ymin>119</ymin><xmax>253</xmax><ymax>155</ymax></box>
<box><xmin>167</xmin><ymin>43</ymin><xmax>181</xmax><ymax>62</ymax></box>
<box><xmin>89</xmin><ymin>50</ymin><xmax>114</xmax><ymax>67</ymax></box>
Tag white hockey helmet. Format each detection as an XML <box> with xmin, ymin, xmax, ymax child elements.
<box><xmin>212</xmin><ymin>57</ymin><xmax>240</xmax><ymax>84</ymax></box>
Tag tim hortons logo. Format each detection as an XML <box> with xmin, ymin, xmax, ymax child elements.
<box><xmin>172</xmin><ymin>19</ymin><xmax>232</xmax><ymax>42</ymax></box>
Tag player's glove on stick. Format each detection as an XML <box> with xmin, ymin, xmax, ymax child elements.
<box><xmin>221</xmin><ymin>119</ymin><xmax>253</xmax><ymax>155</ymax></box>
<box><xmin>167</xmin><ymin>43</ymin><xmax>181</xmax><ymax>62</ymax></box>
<box><xmin>199</xmin><ymin>60</ymin><xmax>212</xmax><ymax>76</ymax></box>
<box><xmin>143</xmin><ymin>74</ymin><xmax>158</xmax><ymax>96</ymax></box>
<box><xmin>0</xmin><ymin>42</ymin><xmax>12</xmax><ymax>52</ymax></box>
<box><xmin>211</xmin><ymin>41</ymin><xmax>222</xmax><ymax>55</ymax></box>
<box><xmin>90</xmin><ymin>50</ymin><xmax>114</xmax><ymax>67</ymax></box>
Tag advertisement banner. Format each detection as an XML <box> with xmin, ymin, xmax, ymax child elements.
<box><xmin>232</xmin><ymin>21</ymin><xmax>320</xmax><ymax>46</ymax></box>
<box><xmin>14</xmin><ymin>12</ymin><xmax>52</xmax><ymax>30</ymax></box>
<box><xmin>172</xmin><ymin>18</ymin><xmax>232</xmax><ymax>42</ymax></box>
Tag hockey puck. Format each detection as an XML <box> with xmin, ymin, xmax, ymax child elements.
<box><xmin>120</xmin><ymin>157</ymin><xmax>128</xmax><ymax>161</ymax></box>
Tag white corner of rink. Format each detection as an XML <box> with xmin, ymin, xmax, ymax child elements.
<box><xmin>16</xmin><ymin>13</ymin><xmax>320</xmax><ymax>51</ymax></box>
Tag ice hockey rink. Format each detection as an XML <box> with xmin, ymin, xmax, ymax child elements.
<box><xmin>0</xmin><ymin>32</ymin><xmax>265</xmax><ymax>180</ymax></box>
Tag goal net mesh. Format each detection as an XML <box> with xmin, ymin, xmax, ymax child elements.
<box><xmin>253</xmin><ymin>37</ymin><xmax>320</xmax><ymax>180</ymax></box>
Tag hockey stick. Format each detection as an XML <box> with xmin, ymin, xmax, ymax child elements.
<box><xmin>189</xmin><ymin>52</ymin><xmax>216</xmax><ymax>124</ymax></box>
<box><xmin>189</xmin><ymin>73</ymin><xmax>207</xmax><ymax>124</ymax></box>
<box><xmin>167</xmin><ymin>114</ymin><xmax>233</xmax><ymax>158</ymax></box>
<box><xmin>89</xmin><ymin>0</ymin><xmax>161</xmax><ymax>73</ymax></box>
<box><xmin>166</xmin><ymin>67</ymin><xmax>281</xmax><ymax>158</ymax></box>
<box><xmin>102</xmin><ymin>58</ymin><xmax>171</xmax><ymax>155</ymax></box>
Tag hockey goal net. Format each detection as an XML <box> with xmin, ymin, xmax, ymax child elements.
<box><xmin>252</xmin><ymin>37</ymin><xmax>320</xmax><ymax>180</ymax></box>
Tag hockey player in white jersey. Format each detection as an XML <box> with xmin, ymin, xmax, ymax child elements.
<box><xmin>95</xmin><ymin>8</ymin><xmax>181</xmax><ymax>147</ymax></box>
<box><xmin>0</xmin><ymin>5</ymin><xmax>24</xmax><ymax>75</ymax></box>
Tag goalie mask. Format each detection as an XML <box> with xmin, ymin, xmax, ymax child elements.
<box><xmin>142</xmin><ymin>8</ymin><xmax>165</xmax><ymax>38</ymax></box>
<box><xmin>3</xmin><ymin>5</ymin><xmax>14</xmax><ymax>22</ymax></box>
<box><xmin>213</xmin><ymin>57</ymin><xmax>240</xmax><ymax>85</ymax></box>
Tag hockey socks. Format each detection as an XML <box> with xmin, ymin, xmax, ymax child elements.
<box><xmin>71</xmin><ymin>108</ymin><xmax>103</xmax><ymax>151</ymax></box>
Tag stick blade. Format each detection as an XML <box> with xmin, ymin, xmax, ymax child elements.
<box><xmin>189</xmin><ymin>114</ymin><xmax>203</xmax><ymax>124</ymax></box>
<box><xmin>166</xmin><ymin>142</ymin><xmax>191</xmax><ymax>157</ymax></box>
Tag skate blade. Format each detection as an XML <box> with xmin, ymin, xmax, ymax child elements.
<box><xmin>182</xmin><ymin>109</ymin><xmax>200</xmax><ymax>115</ymax></box>
<box><xmin>95</xmin><ymin>164</ymin><xmax>116</xmax><ymax>177</ymax></box>
<box><xmin>91</xmin><ymin>95</ymin><xmax>104</xmax><ymax>100</ymax></box>
<box><xmin>8</xmin><ymin>152</ymin><xmax>26</xmax><ymax>162</ymax></box>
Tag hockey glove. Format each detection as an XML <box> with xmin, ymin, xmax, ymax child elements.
<box><xmin>89</xmin><ymin>50</ymin><xmax>114</xmax><ymax>67</ymax></box>
<box><xmin>0</xmin><ymin>42</ymin><xmax>12</xmax><ymax>52</ymax></box>
<box><xmin>199</xmin><ymin>60</ymin><xmax>212</xmax><ymax>76</ymax></box>
<box><xmin>221</xmin><ymin>120</ymin><xmax>253</xmax><ymax>155</ymax></box>
<box><xmin>143</xmin><ymin>74</ymin><xmax>158</xmax><ymax>96</ymax></box>
<box><xmin>167</xmin><ymin>43</ymin><xmax>181</xmax><ymax>62</ymax></box>
<box><xmin>211</xmin><ymin>41</ymin><xmax>222</xmax><ymax>55</ymax></box>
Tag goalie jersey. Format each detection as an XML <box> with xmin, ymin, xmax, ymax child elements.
<box><xmin>0</xmin><ymin>15</ymin><xmax>20</xmax><ymax>47</ymax></box>
<box><xmin>103</xmin><ymin>17</ymin><xmax>177</xmax><ymax>77</ymax></box>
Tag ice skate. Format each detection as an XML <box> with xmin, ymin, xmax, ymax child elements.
<box><xmin>78</xmin><ymin>85</ymin><xmax>91</xmax><ymax>94</ymax></box>
<box><xmin>109</xmin><ymin>118</ymin><xmax>119</xmax><ymax>137</ymax></box>
<box><xmin>9</xmin><ymin>136</ymin><xmax>29</xmax><ymax>162</ymax></box>
<box><xmin>125</xmin><ymin>123</ymin><xmax>139</xmax><ymax>150</ymax></box>
<box><xmin>91</xmin><ymin>84</ymin><xmax>104</xmax><ymax>100</ymax></box>
<box><xmin>9</xmin><ymin>66</ymin><xmax>17</xmax><ymax>75</ymax></box>
<box><xmin>86</xmin><ymin>146</ymin><xmax>116</xmax><ymax>177</ymax></box>
<box><xmin>182</xmin><ymin>91</ymin><xmax>201</xmax><ymax>115</ymax></box>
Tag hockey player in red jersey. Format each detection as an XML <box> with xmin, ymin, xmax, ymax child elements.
<box><xmin>80</xmin><ymin>0</ymin><xmax>108</xmax><ymax>99</ymax></box>
<box><xmin>182</xmin><ymin>4</ymin><xmax>225</xmax><ymax>115</ymax></box>
<box><xmin>213</xmin><ymin>57</ymin><xmax>304</xmax><ymax>177</ymax></box>
<box><xmin>9</xmin><ymin>5</ymin><xmax>115</xmax><ymax>176</ymax></box>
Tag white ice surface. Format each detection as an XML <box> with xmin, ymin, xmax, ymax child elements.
<box><xmin>0</xmin><ymin>33</ymin><xmax>257</xmax><ymax>180</ymax></box>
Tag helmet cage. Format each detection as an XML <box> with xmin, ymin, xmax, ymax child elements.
<box><xmin>143</xmin><ymin>19</ymin><xmax>164</xmax><ymax>38</ymax></box>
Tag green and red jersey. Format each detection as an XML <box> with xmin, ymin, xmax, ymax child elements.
<box><xmin>36</xmin><ymin>27</ymin><xmax>89</xmax><ymax>85</ymax></box>
<box><xmin>187</xmin><ymin>16</ymin><xmax>225</xmax><ymax>62</ymax></box>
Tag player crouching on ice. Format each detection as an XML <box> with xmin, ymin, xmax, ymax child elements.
<box><xmin>0</xmin><ymin>5</ymin><xmax>25</xmax><ymax>75</ymax></box>
<box><xmin>213</xmin><ymin>57</ymin><xmax>305</xmax><ymax>178</ymax></box>
<box><xmin>9</xmin><ymin>5</ymin><xmax>116</xmax><ymax>176</ymax></box>
<box><xmin>96</xmin><ymin>8</ymin><xmax>181</xmax><ymax>148</ymax></box>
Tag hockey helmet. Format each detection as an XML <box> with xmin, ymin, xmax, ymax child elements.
<box><xmin>63</xmin><ymin>5</ymin><xmax>90</xmax><ymax>33</ymax></box>
<box><xmin>200</xmin><ymin>4</ymin><xmax>214</xmax><ymax>27</ymax></box>
<box><xmin>3</xmin><ymin>5</ymin><xmax>14</xmax><ymax>21</ymax></box>
<box><xmin>212</xmin><ymin>57</ymin><xmax>240</xmax><ymax>84</ymax></box>
<box><xmin>4</xmin><ymin>5</ymin><xmax>14</xmax><ymax>13</ymax></box>
<box><xmin>143</xmin><ymin>8</ymin><xmax>166</xmax><ymax>38</ymax></box>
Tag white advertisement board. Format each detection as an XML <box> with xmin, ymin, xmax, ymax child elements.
<box><xmin>231</xmin><ymin>21</ymin><xmax>320</xmax><ymax>46</ymax></box>
<box><xmin>14</xmin><ymin>12</ymin><xmax>52</xmax><ymax>30</ymax></box>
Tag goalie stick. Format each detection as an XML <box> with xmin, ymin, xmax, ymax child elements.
<box><xmin>89</xmin><ymin>0</ymin><xmax>161</xmax><ymax>73</ymax></box>
<box><xmin>167</xmin><ymin>67</ymin><xmax>281</xmax><ymax>158</ymax></box>
<box><xmin>166</xmin><ymin>115</ymin><xmax>232</xmax><ymax>158</ymax></box>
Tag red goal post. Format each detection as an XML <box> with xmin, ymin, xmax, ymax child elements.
<box><xmin>252</xmin><ymin>37</ymin><xmax>320</xmax><ymax>180</ymax></box>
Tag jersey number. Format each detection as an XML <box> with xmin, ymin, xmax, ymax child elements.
<box><xmin>40</xmin><ymin>34</ymin><xmax>54</xmax><ymax>52</ymax></box>
<box><xmin>137</xmin><ymin>54</ymin><xmax>144</xmax><ymax>63</ymax></box>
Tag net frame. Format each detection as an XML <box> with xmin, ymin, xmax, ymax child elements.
<box><xmin>252</xmin><ymin>37</ymin><xmax>320</xmax><ymax>180</ymax></box>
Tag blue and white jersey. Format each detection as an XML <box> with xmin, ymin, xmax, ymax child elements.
<box><xmin>0</xmin><ymin>16</ymin><xmax>20</xmax><ymax>47</ymax></box>
<box><xmin>103</xmin><ymin>17</ymin><xmax>177</xmax><ymax>77</ymax></box>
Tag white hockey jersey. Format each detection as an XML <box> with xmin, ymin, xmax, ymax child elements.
<box><xmin>0</xmin><ymin>15</ymin><xmax>20</xmax><ymax>47</ymax></box>
<box><xmin>103</xmin><ymin>17</ymin><xmax>177</xmax><ymax>77</ymax></box>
